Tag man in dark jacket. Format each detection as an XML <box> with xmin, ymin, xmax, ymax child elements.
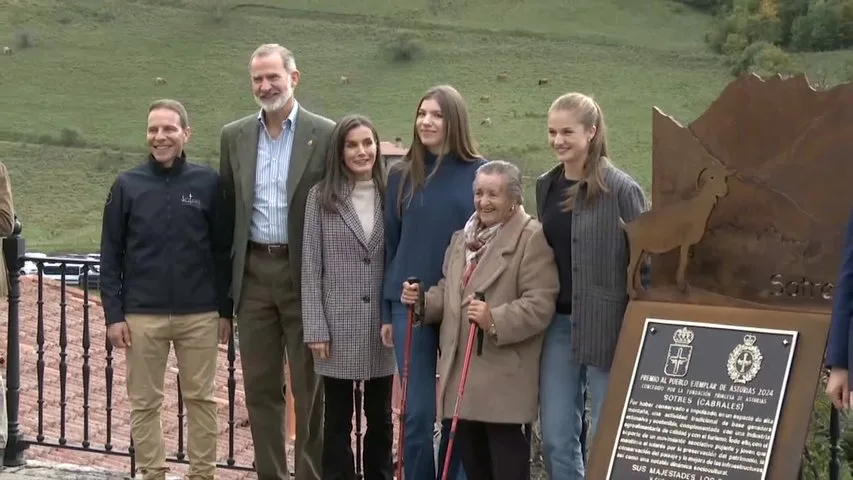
<box><xmin>100</xmin><ymin>98</ymin><xmax>233</xmax><ymax>480</ymax></box>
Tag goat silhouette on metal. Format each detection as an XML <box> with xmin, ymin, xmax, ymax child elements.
<box><xmin>621</xmin><ymin>164</ymin><xmax>735</xmax><ymax>299</ymax></box>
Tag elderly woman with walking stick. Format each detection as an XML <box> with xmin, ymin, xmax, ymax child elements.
<box><xmin>400</xmin><ymin>160</ymin><xmax>559</xmax><ymax>480</ymax></box>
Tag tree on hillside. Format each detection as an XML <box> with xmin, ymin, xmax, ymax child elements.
<box><xmin>679</xmin><ymin>0</ymin><xmax>732</xmax><ymax>12</ymax></box>
<box><xmin>680</xmin><ymin>0</ymin><xmax>853</xmax><ymax>51</ymax></box>
<box><xmin>790</xmin><ymin>0</ymin><xmax>853</xmax><ymax>50</ymax></box>
<box><xmin>777</xmin><ymin>0</ymin><xmax>811</xmax><ymax>44</ymax></box>
<box><xmin>680</xmin><ymin>0</ymin><xmax>853</xmax><ymax>77</ymax></box>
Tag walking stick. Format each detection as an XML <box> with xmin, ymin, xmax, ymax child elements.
<box><xmin>440</xmin><ymin>291</ymin><xmax>485</xmax><ymax>480</ymax></box>
<box><xmin>354</xmin><ymin>380</ymin><xmax>364</xmax><ymax>480</ymax></box>
<box><xmin>396</xmin><ymin>276</ymin><xmax>422</xmax><ymax>480</ymax></box>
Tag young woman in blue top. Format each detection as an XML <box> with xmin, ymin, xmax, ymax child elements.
<box><xmin>382</xmin><ymin>85</ymin><xmax>486</xmax><ymax>480</ymax></box>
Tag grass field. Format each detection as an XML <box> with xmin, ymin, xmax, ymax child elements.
<box><xmin>0</xmin><ymin>0</ymin><xmax>850</xmax><ymax>252</ymax></box>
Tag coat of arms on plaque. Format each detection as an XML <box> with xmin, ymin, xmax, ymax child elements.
<box><xmin>727</xmin><ymin>334</ymin><xmax>763</xmax><ymax>384</ymax></box>
<box><xmin>664</xmin><ymin>327</ymin><xmax>694</xmax><ymax>377</ymax></box>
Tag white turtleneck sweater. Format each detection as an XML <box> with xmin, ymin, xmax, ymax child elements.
<box><xmin>350</xmin><ymin>179</ymin><xmax>375</xmax><ymax>241</ymax></box>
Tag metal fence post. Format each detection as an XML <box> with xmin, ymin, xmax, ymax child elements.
<box><xmin>3</xmin><ymin>218</ymin><xmax>28</xmax><ymax>466</ymax></box>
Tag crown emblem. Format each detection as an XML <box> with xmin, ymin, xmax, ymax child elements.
<box><xmin>672</xmin><ymin>327</ymin><xmax>694</xmax><ymax>345</ymax></box>
<box><xmin>743</xmin><ymin>334</ymin><xmax>756</xmax><ymax>346</ymax></box>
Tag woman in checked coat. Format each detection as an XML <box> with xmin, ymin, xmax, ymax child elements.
<box><xmin>302</xmin><ymin>114</ymin><xmax>396</xmax><ymax>480</ymax></box>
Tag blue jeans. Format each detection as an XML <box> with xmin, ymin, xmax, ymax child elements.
<box><xmin>390</xmin><ymin>301</ymin><xmax>466</xmax><ymax>480</ymax></box>
<box><xmin>539</xmin><ymin>313</ymin><xmax>610</xmax><ymax>480</ymax></box>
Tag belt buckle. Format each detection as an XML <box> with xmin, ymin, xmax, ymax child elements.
<box><xmin>267</xmin><ymin>243</ymin><xmax>285</xmax><ymax>255</ymax></box>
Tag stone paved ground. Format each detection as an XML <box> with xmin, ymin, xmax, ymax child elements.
<box><xmin>0</xmin><ymin>451</ymin><xmax>547</xmax><ymax>480</ymax></box>
<box><xmin>0</xmin><ymin>460</ymin><xmax>167</xmax><ymax>479</ymax></box>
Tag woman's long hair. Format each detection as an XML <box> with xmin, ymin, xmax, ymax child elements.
<box><xmin>548</xmin><ymin>92</ymin><xmax>611</xmax><ymax>211</ymax></box>
<box><xmin>315</xmin><ymin>114</ymin><xmax>386</xmax><ymax>212</ymax></box>
<box><xmin>392</xmin><ymin>85</ymin><xmax>482</xmax><ymax>216</ymax></box>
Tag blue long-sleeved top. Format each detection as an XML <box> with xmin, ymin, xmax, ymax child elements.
<box><xmin>381</xmin><ymin>153</ymin><xmax>488</xmax><ymax>324</ymax></box>
<box><xmin>826</xmin><ymin>208</ymin><xmax>853</xmax><ymax>368</ymax></box>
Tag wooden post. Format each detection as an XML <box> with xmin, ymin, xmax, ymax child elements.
<box><xmin>286</xmin><ymin>364</ymin><xmax>296</xmax><ymax>442</ymax></box>
<box><xmin>392</xmin><ymin>372</ymin><xmax>402</xmax><ymax>415</ymax></box>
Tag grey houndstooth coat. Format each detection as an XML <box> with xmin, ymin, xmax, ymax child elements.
<box><xmin>301</xmin><ymin>182</ymin><xmax>396</xmax><ymax>380</ymax></box>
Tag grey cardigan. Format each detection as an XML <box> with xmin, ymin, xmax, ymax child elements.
<box><xmin>535</xmin><ymin>163</ymin><xmax>649</xmax><ymax>369</ymax></box>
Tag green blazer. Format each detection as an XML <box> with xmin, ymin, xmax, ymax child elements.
<box><xmin>219</xmin><ymin>104</ymin><xmax>335</xmax><ymax>313</ymax></box>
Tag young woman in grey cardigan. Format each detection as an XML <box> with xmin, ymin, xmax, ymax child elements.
<box><xmin>535</xmin><ymin>92</ymin><xmax>649</xmax><ymax>480</ymax></box>
<box><xmin>301</xmin><ymin>114</ymin><xmax>396</xmax><ymax>479</ymax></box>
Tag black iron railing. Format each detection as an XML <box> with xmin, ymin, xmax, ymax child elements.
<box><xmin>0</xmin><ymin>222</ymin><xmax>847</xmax><ymax>479</ymax></box>
<box><xmin>2</xmin><ymin>222</ymin><xmax>253</xmax><ymax>478</ymax></box>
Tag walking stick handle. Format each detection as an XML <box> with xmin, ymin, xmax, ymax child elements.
<box><xmin>406</xmin><ymin>276</ymin><xmax>424</xmax><ymax>325</ymax></box>
<box><xmin>474</xmin><ymin>291</ymin><xmax>485</xmax><ymax>356</ymax></box>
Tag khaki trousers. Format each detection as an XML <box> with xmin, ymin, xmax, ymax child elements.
<box><xmin>125</xmin><ymin>312</ymin><xmax>220</xmax><ymax>480</ymax></box>
<box><xmin>237</xmin><ymin>247</ymin><xmax>324</xmax><ymax>480</ymax></box>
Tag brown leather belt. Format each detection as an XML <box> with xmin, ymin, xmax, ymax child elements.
<box><xmin>248</xmin><ymin>240</ymin><xmax>289</xmax><ymax>255</ymax></box>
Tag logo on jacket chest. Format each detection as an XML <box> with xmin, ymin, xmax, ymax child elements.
<box><xmin>181</xmin><ymin>193</ymin><xmax>202</xmax><ymax>209</ymax></box>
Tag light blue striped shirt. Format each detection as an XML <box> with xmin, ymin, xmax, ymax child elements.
<box><xmin>249</xmin><ymin>101</ymin><xmax>299</xmax><ymax>244</ymax></box>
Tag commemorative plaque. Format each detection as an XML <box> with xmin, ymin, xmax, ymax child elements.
<box><xmin>588</xmin><ymin>301</ymin><xmax>830</xmax><ymax>480</ymax></box>
<box><xmin>585</xmin><ymin>74</ymin><xmax>844</xmax><ymax>479</ymax></box>
<box><xmin>606</xmin><ymin>319</ymin><xmax>797</xmax><ymax>480</ymax></box>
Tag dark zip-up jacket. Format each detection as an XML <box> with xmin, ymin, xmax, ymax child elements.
<box><xmin>99</xmin><ymin>153</ymin><xmax>233</xmax><ymax>325</ymax></box>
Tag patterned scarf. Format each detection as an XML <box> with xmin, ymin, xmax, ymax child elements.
<box><xmin>461</xmin><ymin>212</ymin><xmax>503</xmax><ymax>289</ymax></box>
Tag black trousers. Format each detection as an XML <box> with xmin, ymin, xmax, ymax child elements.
<box><xmin>455</xmin><ymin>420</ymin><xmax>530</xmax><ymax>480</ymax></box>
<box><xmin>322</xmin><ymin>375</ymin><xmax>394</xmax><ymax>480</ymax></box>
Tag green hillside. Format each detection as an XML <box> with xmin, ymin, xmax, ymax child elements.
<box><xmin>0</xmin><ymin>0</ymin><xmax>848</xmax><ymax>252</ymax></box>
